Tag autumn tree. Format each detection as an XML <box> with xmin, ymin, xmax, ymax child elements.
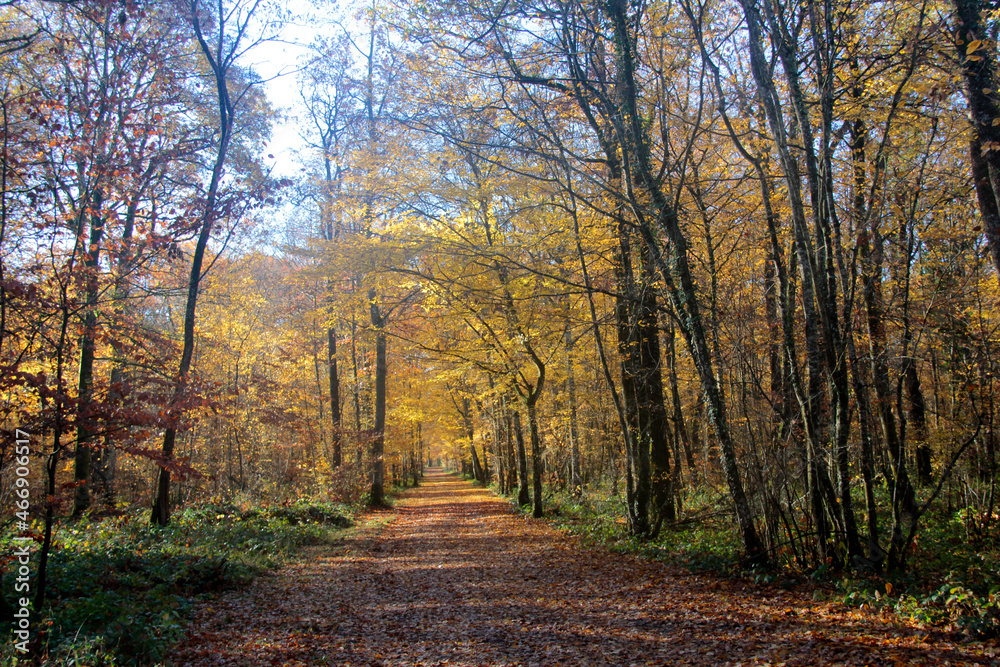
<box><xmin>298</xmin><ymin>32</ymin><xmax>358</xmax><ymax>469</ymax></box>
<box><xmin>152</xmin><ymin>0</ymin><xmax>280</xmax><ymax>525</ymax></box>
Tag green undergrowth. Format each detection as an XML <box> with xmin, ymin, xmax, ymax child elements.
<box><xmin>533</xmin><ymin>486</ymin><xmax>999</xmax><ymax>641</ymax></box>
<box><xmin>836</xmin><ymin>505</ymin><xmax>999</xmax><ymax>640</ymax></box>
<box><xmin>0</xmin><ymin>499</ymin><xmax>355</xmax><ymax>666</ymax></box>
<box><xmin>537</xmin><ymin>488</ymin><xmax>740</xmax><ymax>571</ymax></box>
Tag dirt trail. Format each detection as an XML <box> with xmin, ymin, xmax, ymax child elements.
<box><xmin>171</xmin><ymin>470</ymin><xmax>994</xmax><ymax>666</ymax></box>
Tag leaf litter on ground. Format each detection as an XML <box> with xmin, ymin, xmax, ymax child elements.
<box><xmin>170</xmin><ymin>471</ymin><xmax>997</xmax><ymax>666</ymax></box>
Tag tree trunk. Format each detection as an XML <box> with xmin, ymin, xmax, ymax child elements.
<box><xmin>351</xmin><ymin>314</ymin><xmax>363</xmax><ymax>436</ymax></box>
<box><xmin>954</xmin><ymin>0</ymin><xmax>1000</xmax><ymax>278</ymax></box>
<box><xmin>603</xmin><ymin>0</ymin><xmax>766</xmax><ymax>563</ymax></box>
<box><xmin>639</xmin><ymin>251</ymin><xmax>675</xmax><ymax>527</ymax></box>
<box><xmin>502</xmin><ymin>399</ymin><xmax>514</xmax><ymax>493</ymax></box>
<box><xmin>665</xmin><ymin>320</ymin><xmax>696</xmax><ymax>482</ymax></box>
<box><xmin>613</xmin><ymin>222</ymin><xmax>649</xmax><ymax>537</ymax></box>
<box><xmin>565</xmin><ymin>323</ymin><xmax>582</xmax><ymax>493</ymax></box>
<box><xmin>153</xmin><ymin>2</ymin><xmax>238</xmax><ymax>524</ymax></box>
<box><xmin>369</xmin><ymin>292</ymin><xmax>386</xmax><ymax>506</ymax></box>
<box><xmin>527</xmin><ymin>397</ymin><xmax>544</xmax><ymax>518</ymax></box>
<box><xmin>905</xmin><ymin>362</ymin><xmax>931</xmax><ymax>485</ymax></box>
<box><xmin>859</xmin><ymin>227</ymin><xmax>917</xmax><ymax>569</ymax></box>
<box><xmin>514</xmin><ymin>409</ymin><xmax>530</xmax><ymax>506</ymax></box>
<box><xmin>329</xmin><ymin>327</ymin><xmax>342</xmax><ymax>467</ymax></box>
<box><xmin>73</xmin><ymin>188</ymin><xmax>105</xmax><ymax>517</ymax></box>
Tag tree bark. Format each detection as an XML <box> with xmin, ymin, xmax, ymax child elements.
<box><xmin>613</xmin><ymin>222</ymin><xmax>650</xmax><ymax>536</ymax></box>
<box><xmin>329</xmin><ymin>327</ymin><xmax>342</xmax><ymax>467</ymax></box>
<box><xmin>369</xmin><ymin>291</ymin><xmax>387</xmax><ymax>506</ymax></box>
<box><xmin>72</xmin><ymin>188</ymin><xmax>105</xmax><ymax>517</ymax></box>
<box><xmin>513</xmin><ymin>409</ymin><xmax>530</xmax><ymax>506</ymax></box>
<box><xmin>603</xmin><ymin>0</ymin><xmax>766</xmax><ymax>563</ymax></box>
<box><xmin>639</xmin><ymin>252</ymin><xmax>675</xmax><ymax>527</ymax></box>
<box><xmin>153</xmin><ymin>0</ymin><xmax>237</xmax><ymax>525</ymax></box>
<box><xmin>565</xmin><ymin>323</ymin><xmax>582</xmax><ymax>493</ymax></box>
<box><xmin>954</xmin><ymin>0</ymin><xmax>1000</xmax><ymax>278</ymax></box>
<box><xmin>527</xmin><ymin>396</ymin><xmax>544</xmax><ymax>518</ymax></box>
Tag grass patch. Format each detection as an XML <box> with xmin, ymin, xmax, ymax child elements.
<box><xmin>0</xmin><ymin>500</ymin><xmax>354</xmax><ymax>666</ymax></box>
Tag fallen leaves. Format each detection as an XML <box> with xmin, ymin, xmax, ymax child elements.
<box><xmin>169</xmin><ymin>472</ymin><xmax>996</xmax><ymax>666</ymax></box>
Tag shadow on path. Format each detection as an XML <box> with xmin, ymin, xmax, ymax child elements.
<box><xmin>171</xmin><ymin>471</ymin><xmax>995</xmax><ymax>666</ymax></box>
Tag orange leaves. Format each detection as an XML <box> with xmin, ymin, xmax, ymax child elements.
<box><xmin>170</xmin><ymin>473</ymin><xmax>988</xmax><ymax>667</ymax></box>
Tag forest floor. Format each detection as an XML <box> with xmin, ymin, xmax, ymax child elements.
<box><xmin>169</xmin><ymin>470</ymin><xmax>996</xmax><ymax>666</ymax></box>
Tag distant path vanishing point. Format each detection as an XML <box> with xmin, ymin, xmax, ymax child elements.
<box><xmin>171</xmin><ymin>469</ymin><xmax>992</xmax><ymax>666</ymax></box>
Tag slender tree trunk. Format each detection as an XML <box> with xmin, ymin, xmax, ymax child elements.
<box><xmin>73</xmin><ymin>188</ymin><xmax>105</xmax><ymax>517</ymax></box>
<box><xmin>859</xmin><ymin>227</ymin><xmax>917</xmax><ymax>568</ymax></box>
<box><xmin>558</xmin><ymin>52</ymin><xmax>650</xmax><ymax>536</ymax></box>
<box><xmin>311</xmin><ymin>332</ymin><xmax>325</xmax><ymax>468</ymax></box>
<box><xmin>351</xmin><ymin>314</ymin><xmax>362</xmax><ymax>436</ymax></box>
<box><xmin>467</xmin><ymin>404</ymin><xmax>482</xmax><ymax>482</ymax></box>
<box><xmin>895</xmin><ymin>203</ymin><xmax>930</xmax><ymax>486</ymax></box>
<box><xmin>639</xmin><ymin>251</ymin><xmax>674</xmax><ymax>526</ymax></box>
<box><xmin>905</xmin><ymin>362</ymin><xmax>930</xmax><ymax>484</ymax></box>
<box><xmin>565</xmin><ymin>323</ymin><xmax>582</xmax><ymax>493</ymax></box>
<box><xmin>527</xmin><ymin>396</ymin><xmax>544</xmax><ymax>518</ymax></box>
<box><xmin>614</xmin><ymin>223</ymin><xmax>649</xmax><ymax>536</ymax></box>
<box><xmin>502</xmin><ymin>398</ymin><xmax>515</xmax><ymax>493</ymax></box>
<box><xmin>849</xmin><ymin>339</ymin><xmax>882</xmax><ymax>564</ymax></box>
<box><xmin>490</xmin><ymin>400</ymin><xmax>504</xmax><ymax>490</ymax></box>
<box><xmin>470</xmin><ymin>431</ymin><xmax>484</xmax><ymax>482</ymax></box>
<box><xmin>369</xmin><ymin>292</ymin><xmax>386</xmax><ymax>506</ymax></box>
<box><xmin>329</xmin><ymin>327</ymin><xmax>342</xmax><ymax>467</ymax></box>
<box><xmin>666</xmin><ymin>320</ymin><xmax>696</xmax><ymax>481</ymax></box>
<box><xmin>514</xmin><ymin>409</ymin><xmax>530</xmax><ymax>506</ymax></box>
<box><xmin>153</xmin><ymin>2</ymin><xmax>237</xmax><ymax>524</ymax></box>
<box><xmin>455</xmin><ymin>392</ymin><xmax>484</xmax><ymax>482</ymax></box>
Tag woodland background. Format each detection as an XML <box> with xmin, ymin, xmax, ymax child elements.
<box><xmin>1</xmin><ymin>0</ymin><xmax>1000</xmax><ymax>652</ymax></box>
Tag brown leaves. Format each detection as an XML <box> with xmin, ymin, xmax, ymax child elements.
<box><xmin>170</xmin><ymin>473</ymin><xmax>993</xmax><ymax>667</ymax></box>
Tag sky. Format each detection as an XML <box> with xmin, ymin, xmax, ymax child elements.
<box><xmin>248</xmin><ymin>9</ymin><xmax>325</xmax><ymax>180</ymax></box>
<box><xmin>237</xmin><ymin>1</ymin><xmax>351</xmax><ymax>242</ymax></box>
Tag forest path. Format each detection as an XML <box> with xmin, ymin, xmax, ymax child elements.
<box><xmin>171</xmin><ymin>470</ymin><xmax>992</xmax><ymax>666</ymax></box>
